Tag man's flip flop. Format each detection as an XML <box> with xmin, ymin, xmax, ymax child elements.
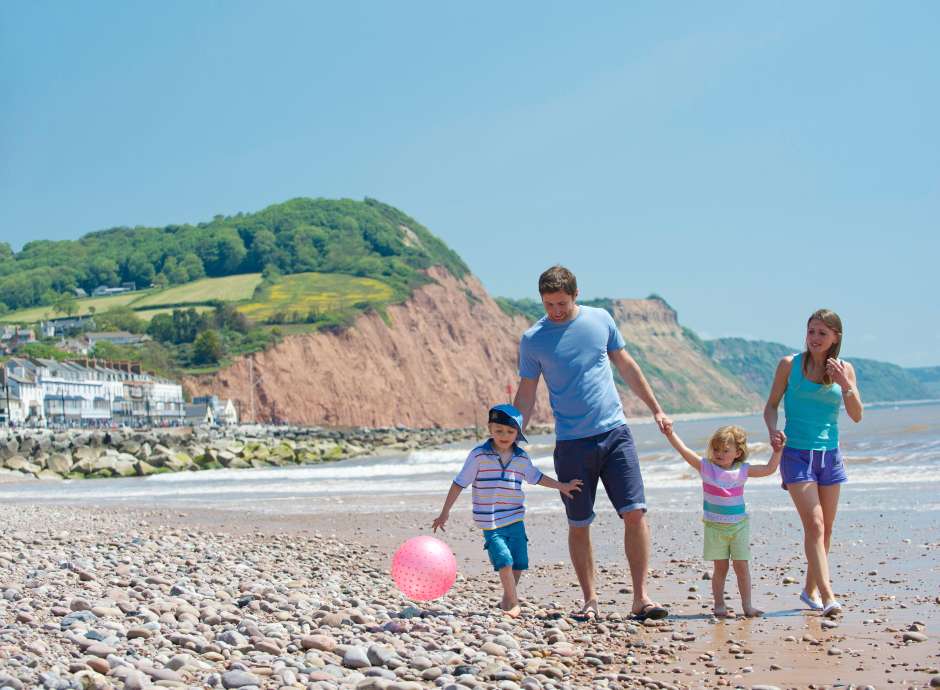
<box><xmin>632</xmin><ymin>603</ymin><xmax>669</xmax><ymax>621</ymax></box>
<box><xmin>572</xmin><ymin>599</ymin><xmax>599</xmax><ymax>621</ymax></box>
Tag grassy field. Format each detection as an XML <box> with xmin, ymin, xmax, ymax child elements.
<box><xmin>238</xmin><ymin>272</ymin><xmax>394</xmax><ymax>321</ymax></box>
<box><xmin>0</xmin><ymin>290</ymin><xmax>155</xmax><ymax>323</ymax></box>
<box><xmin>133</xmin><ymin>305</ymin><xmax>215</xmax><ymax>322</ymax></box>
<box><xmin>130</xmin><ymin>274</ymin><xmax>263</xmax><ymax>307</ymax></box>
<box><xmin>1</xmin><ymin>274</ymin><xmax>263</xmax><ymax>323</ymax></box>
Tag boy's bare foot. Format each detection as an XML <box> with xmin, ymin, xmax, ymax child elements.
<box><xmin>499</xmin><ymin>600</ymin><xmax>521</xmax><ymax>618</ymax></box>
<box><xmin>743</xmin><ymin>606</ymin><xmax>764</xmax><ymax>617</ymax></box>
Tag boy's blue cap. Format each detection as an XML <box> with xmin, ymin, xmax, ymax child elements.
<box><xmin>488</xmin><ymin>403</ymin><xmax>528</xmax><ymax>444</ymax></box>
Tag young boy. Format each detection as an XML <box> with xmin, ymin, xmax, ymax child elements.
<box><xmin>432</xmin><ymin>404</ymin><xmax>581</xmax><ymax>617</ymax></box>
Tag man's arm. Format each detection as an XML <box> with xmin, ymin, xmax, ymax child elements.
<box><xmin>512</xmin><ymin>376</ymin><xmax>540</xmax><ymax>431</ymax></box>
<box><xmin>608</xmin><ymin>348</ymin><xmax>671</xmax><ymax>433</ymax></box>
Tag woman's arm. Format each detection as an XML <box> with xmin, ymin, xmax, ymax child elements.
<box><xmin>829</xmin><ymin>359</ymin><xmax>863</xmax><ymax>423</ymax></box>
<box><xmin>664</xmin><ymin>429</ymin><xmax>702</xmax><ymax>473</ymax></box>
<box><xmin>764</xmin><ymin>356</ymin><xmax>792</xmax><ymax>445</ymax></box>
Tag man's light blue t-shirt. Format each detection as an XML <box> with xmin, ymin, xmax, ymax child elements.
<box><xmin>519</xmin><ymin>305</ymin><xmax>627</xmax><ymax>441</ymax></box>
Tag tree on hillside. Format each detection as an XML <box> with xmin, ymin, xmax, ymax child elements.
<box><xmin>52</xmin><ymin>293</ymin><xmax>79</xmax><ymax>317</ymax></box>
<box><xmin>95</xmin><ymin>306</ymin><xmax>146</xmax><ymax>334</ymax></box>
<box><xmin>197</xmin><ymin>230</ymin><xmax>247</xmax><ymax>276</ymax></box>
<box><xmin>86</xmin><ymin>257</ymin><xmax>120</xmax><ymax>288</ymax></box>
<box><xmin>247</xmin><ymin>229</ymin><xmax>278</xmax><ymax>271</ymax></box>
<box><xmin>123</xmin><ymin>253</ymin><xmax>155</xmax><ymax>287</ymax></box>
<box><xmin>159</xmin><ymin>256</ymin><xmax>188</xmax><ymax>285</ymax></box>
<box><xmin>192</xmin><ymin>330</ymin><xmax>223</xmax><ymax>365</ymax></box>
<box><xmin>179</xmin><ymin>253</ymin><xmax>205</xmax><ymax>281</ymax></box>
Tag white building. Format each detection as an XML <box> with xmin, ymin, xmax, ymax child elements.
<box><xmin>1</xmin><ymin>357</ymin><xmax>185</xmax><ymax>428</ymax></box>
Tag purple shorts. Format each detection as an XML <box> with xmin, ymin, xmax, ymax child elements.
<box><xmin>780</xmin><ymin>446</ymin><xmax>847</xmax><ymax>489</ymax></box>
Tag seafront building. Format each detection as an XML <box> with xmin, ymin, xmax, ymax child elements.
<box><xmin>0</xmin><ymin>356</ymin><xmax>187</xmax><ymax>428</ymax></box>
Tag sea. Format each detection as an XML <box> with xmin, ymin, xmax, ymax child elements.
<box><xmin>2</xmin><ymin>401</ymin><xmax>938</xmax><ymax>519</ymax></box>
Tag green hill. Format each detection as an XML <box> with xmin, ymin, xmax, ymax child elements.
<box><xmin>0</xmin><ymin>197</ymin><xmax>467</xmax><ymax>314</ymax></box>
<box><xmin>0</xmin><ymin>198</ymin><xmax>468</xmax><ymax>375</ymax></box>
<box><xmin>705</xmin><ymin>337</ymin><xmax>931</xmax><ymax>403</ymax></box>
<box><xmin>908</xmin><ymin>366</ymin><xmax>940</xmax><ymax>398</ymax></box>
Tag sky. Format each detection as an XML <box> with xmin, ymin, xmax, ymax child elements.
<box><xmin>1</xmin><ymin>1</ymin><xmax>938</xmax><ymax>366</ymax></box>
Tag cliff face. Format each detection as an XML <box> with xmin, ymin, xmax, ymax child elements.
<box><xmin>608</xmin><ymin>299</ymin><xmax>761</xmax><ymax>415</ymax></box>
<box><xmin>185</xmin><ymin>277</ymin><xmax>760</xmax><ymax>428</ymax></box>
<box><xmin>184</xmin><ymin>268</ymin><xmax>552</xmax><ymax>428</ymax></box>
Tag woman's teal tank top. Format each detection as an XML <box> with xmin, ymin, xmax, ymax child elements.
<box><xmin>783</xmin><ymin>352</ymin><xmax>842</xmax><ymax>450</ymax></box>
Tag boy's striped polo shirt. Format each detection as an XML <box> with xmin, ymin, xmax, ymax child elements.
<box><xmin>453</xmin><ymin>439</ymin><xmax>543</xmax><ymax>530</ymax></box>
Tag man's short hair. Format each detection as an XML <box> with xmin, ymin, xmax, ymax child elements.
<box><xmin>538</xmin><ymin>265</ymin><xmax>578</xmax><ymax>296</ymax></box>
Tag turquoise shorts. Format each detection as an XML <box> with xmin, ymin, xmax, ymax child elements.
<box><xmin>483</xmin><ymin>521</ymin><xmax>529</xmax><ymax>571</ymax></box>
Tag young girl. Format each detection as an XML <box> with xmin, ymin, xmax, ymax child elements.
<box><xmin>664</xmin><ymin>424</ymin><xmax>784</xmax><ymax>617</ymax></box>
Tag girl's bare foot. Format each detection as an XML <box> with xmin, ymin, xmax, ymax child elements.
<box><xmin>743</xmin><ymin>606</ymin><xmax>764</xmax><ymax>617</ymax></box>
<box><xmin>499</xmin><ymin>600</ymin><xmax>521</xmax><ymax>618</ymax></box>
<box><xmin>713</xmin><ymin>604</ymin><xmax>733</xmax><ymax>618</ymax></box>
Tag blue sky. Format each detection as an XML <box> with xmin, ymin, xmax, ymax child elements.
<box><xmin>2</xmin><ymin>2</ymin><xmax>938</xmax><ymax>366</ymax></box>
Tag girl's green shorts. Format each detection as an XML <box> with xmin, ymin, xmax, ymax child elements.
<box><xmin>703</xmin><ymin>518</ymin><xmax>750</xmax><ymax>561</ymax></box>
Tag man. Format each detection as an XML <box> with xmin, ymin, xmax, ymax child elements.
<box><xmin>513</xmin><ymin>265</ymin><xmax>672</xmax><ymax>620</ymax></box>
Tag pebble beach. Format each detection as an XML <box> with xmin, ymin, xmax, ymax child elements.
<box><xmin>0</xmin><ymin>495</ymin><xmax>937</xmax><ymax>690</ymax></box>
<box><xmin>1</xmin><ymin>405</ymin><xmax>938</xmax><ymax>689</ymax></box>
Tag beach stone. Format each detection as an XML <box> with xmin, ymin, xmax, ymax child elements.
<box><xmin>827</xmin><ymin>647</ymin><xmax>843</xmax><ymax>656</ymax></box>
<box><xmin>750</xmin><ymin>686</ymin><xmax>782</xmax><ymax>690</ymax></box>
<box><xmin>222</xmin><ymin>670</ymin><xmax>261</xmax><ymax>688</ymax></box>
<box><xmin>930</xmin><ymin>675</ymin><xmax>940</xmax><ymax>688</ymax></box>
<box><xmin>343</xmin><ymin>646</ymin><xmax>371</xmax><ymax>669</ymax></box>
<box><xmin>481</xmin><ymin>641</ymin><xmax>507</xmax><ymax>656</ymax></box>
<box><xmin>70</xmin><ymin>597</ymin><xmax>92</xmax><ymax>611</ymax></box>
<box><xmin>217</xmin><ymin>630</ymin><xmax>249</xmax><ymax>648</ymax></box>
<box><xmin>61</xmin><ymin>609</ymin><xmax>97</xmax><ymax>629</ymax></box>
<box><xmin>903</xmin><ymin>631</ymin><xmax>927</xmax><ymax>642</ymax></box>
<box><xmin>0</xmin><ymin>672</ymin><xmax>24</xmax><ymax>690</ymax></box>
<box><xmin>302</xmin><ymin>634</ymin><xmax>336</xmax><ymax>652</ymax></box>
<box><xmin>367</xmin><ymin>644</ymin><xmax>395</xmax><ymax>666</ymax></box>
<box><xmin>357</xmin><ymin>680</ymin><xmax>391</xmax><ymax>690</ymax></box>
<box><xmin>321</xmin><ymin>612</ymin><xmax>348</xmax><ymax>627</ymax></box>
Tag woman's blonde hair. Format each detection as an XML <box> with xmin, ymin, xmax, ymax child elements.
<box><xmin>706</xmin><ymin>425</ymin><xmax>749</xmax><ymax>467</ymax></box>
<box><xmin>804</xmin><ymin>308</ymin><xmax>843</xmax><ymax>385</ymax></box>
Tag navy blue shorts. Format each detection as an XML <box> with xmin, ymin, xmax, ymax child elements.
<box><xmin>553</xmin><ymin>424</ymin><xmax>646</xmax><ymax>527</ymax></box>
<box><xmin>780</xmin><ymin>446</ymin><xmax>847</xmax><ymax>489</ymax></box>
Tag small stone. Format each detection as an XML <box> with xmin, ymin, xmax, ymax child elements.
<box><xmin>221</xmin><ymin>670</ymin><xmax>261</xmax><ymax>689</ymax></box>
<box><xmin>85</xmin><ymin>658</ymin><xmax>110</xmax><ymax>674</ymax></box>
<box><xmin>342</xmin><ymin>646</ymin><xmax>370</xmax><ymax>669</ymax></box>
<box><xmin>903</xmin><ymin>631</ymin><xmax>927</xmax><ymax>642</ymax></box>
<box><xmin>828</xmin><ymin>647</ymin><xmax>843</xmax><ymax>656</ymax></box>
<box><xmin>70</xmin><ymin>597</ymin><xmax>92</xmax><ymax>611</ymax></box>
<box><xmin>302</xmin><ymin>634</ymin><xmax>336</xmax><ymax>652</ymax></box>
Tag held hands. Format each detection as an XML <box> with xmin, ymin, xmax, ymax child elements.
<box><xmin>431</xmin><ymin>512</ymin><xmax>449</xmax><ymax>533</ymax></box>
<box><xmin>826</xmin><ymin>358</ymin><xmax>851</xmax><ymax>388</ymax></box>
<box><xmin>558</xmin><ymin>479</ymin><xmax>583</xmax><ymax>499</ymax></box>
<box><xmin>770</xmin><ymin>430</ymin><xmax>787</xmax><ymax>452</ymax></box>
<box><xmin>655</xmin><ymin>411</ymin><xmax>673</xmax><ymax>435</ymax></box>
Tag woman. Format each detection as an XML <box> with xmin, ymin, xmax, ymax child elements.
<box><xmin>764</xmin><ymin>309</ymin><xmax>863</xmax><ymax>617</ymax></box>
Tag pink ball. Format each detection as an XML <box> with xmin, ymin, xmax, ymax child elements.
<box><xmin>391</xmin><ymin>536</ymin><xmax>457</xmax><ymax>601</ymax></box>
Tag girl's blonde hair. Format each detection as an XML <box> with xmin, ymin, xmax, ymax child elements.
<box><xmin>804</xmin><ymin>308</ymin><xmax>843</xmax><ymax>386</ymax></box>
<box><xmin>706</xmin><ymin>425</ymin><xmax>749</xmax><ymax>467</ymax></box>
